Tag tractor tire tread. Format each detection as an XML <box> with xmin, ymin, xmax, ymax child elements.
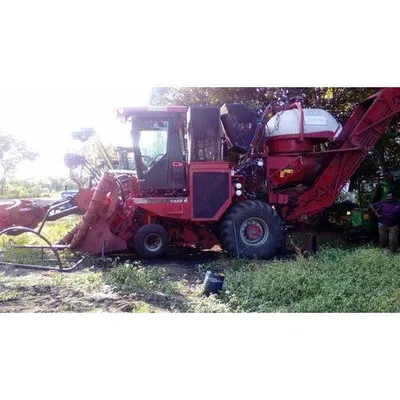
<box><xmin>220</xmin><ymin>200</ymin><xmax>285</xmax><ymax>259</ymax></box>
<box><xmin>133</xmin><ymin>223</ymin><xmax>169</xmax><ymax>260</ymax></box>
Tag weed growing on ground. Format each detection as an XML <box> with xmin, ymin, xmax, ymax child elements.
<box><xmin>60</xmin><ymin>272</ymin><xmax>103</xmax><ymax>291</ymax></box>
<box><xmin>104</xmin><ymin>262</ymin><xmax>169</xmax><ymax>293</ymax></box>
<box><xmin>134</xmin><ymin>301</ymin><xmax>155</xmax><ymax>313</ymax></box>
<box><xmin>186</xmin><ymin>293</ymin><xmax>233</xmax><ymax>313</ymax></box>
<box><xmin>220</xmin><ymin>246</ymin><xmax>400</xmax><ymax>312</ymax></box>
<box><xmin>0</xmin><ymin>290</ymin><xmax>18</xmax><ymax>302</ymax></box>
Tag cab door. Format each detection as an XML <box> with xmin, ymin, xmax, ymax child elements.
<box><xmin>134</xmin><ymin>114</ymin><xmax>187</xmax><ymax>191</ymax></box>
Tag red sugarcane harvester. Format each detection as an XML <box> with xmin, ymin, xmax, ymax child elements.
<box><xmin>1</xmin><ymin>88</ymin><xmax>400</xmax><ymax>267</ymax></box>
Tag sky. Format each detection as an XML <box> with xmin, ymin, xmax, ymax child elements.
<box><xmin>0</xmin><ymin>87</ymin><xmax>152</xmax><ymax>180</ymax></box>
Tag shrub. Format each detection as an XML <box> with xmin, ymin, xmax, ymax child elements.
<box><xmin>104</xmin><ymin>262</ymin><xmax>168</xmax><ymax>293</ymax></box>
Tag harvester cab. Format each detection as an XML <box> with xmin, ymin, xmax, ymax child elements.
<box><xmin>128</xmin><ymin>107</ymin><xmax>187</xmax><ymax>192</ymax></box>
<box><xmin>118</xmin><ymin>105</ymin><xmax>225</xmax><ymax>193</ymax></box>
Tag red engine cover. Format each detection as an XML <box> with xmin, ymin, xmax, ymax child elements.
<box><xmin>266</xmin><ymin>131</ymin><xmax>334</xmax><ymax>189</ymax></box>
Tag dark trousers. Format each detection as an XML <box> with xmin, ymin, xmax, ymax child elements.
<box><xmin>378</xmin><ymin>225</ymin><xmax>399</xmax><ymax>252</ymax></box>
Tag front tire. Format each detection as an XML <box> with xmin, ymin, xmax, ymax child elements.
<box><xmin>133</xmin><ymin>224</ymin><xmax>169</xmax><ymax>259</ymax></box>
<box><xmin>220</xmin><ymin>200</ymin><xmax>285</xmax><ymax>259</ymax></box>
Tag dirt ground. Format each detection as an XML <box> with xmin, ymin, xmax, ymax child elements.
<box><xmin>0</xmin><ymin>251</ymin><xmax>219</xmax><ymax>313</ymax></box>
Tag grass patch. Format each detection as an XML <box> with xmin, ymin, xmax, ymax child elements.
<box><xmin>0</xmin><ymin>217</ymin><xmax>79</xmax><ymax>248</ymax></box>
<box><xmin>101</xmin><ymin>247</ymin><xmax>400</xmax><ymax>313</ymax></box>
<box><xmin>59</xmin><ymin>271</ymin><xmax>103</xmax><ymax>291</ymax></box>
<box><xmin>104</xmin><ymin>262</ymin><xmax>171</xmax><ymax>294</ymax></box>
<box><xmin>39</xmin><ymin>217</ymin><xmax>80</xmax><ymax>244</ymax></box>
<box><xmin>0</xmin><ymin>217</ymin><xmax>82</xmax><ymax>266</ymax></box>
<box><xmin>0</xmin><ymin>290</ymin><xmax>19</xmax><ymax>302</ymax></box>
<box><xmin>134</xmin><ymin>302</ymin><xmax>155</xmax><ymax>313</ymax></box>
<box><xmin>0</xmin><ymin>270</ymin><xmax>103</xmax><ymax>292</ymax></box>
<box><xmin>0</xmin><ymin>271</ymin><xmax>59</xmax><ymax>288</ymax></box>
<box><xmin>216</xmin><ymin>246</ymin><xmax>400</xmax><ymax>312</ymax></box>
<box><xmin>186</xmin><ymin>294</ymin><xmax>233</xmax><ymax>313</ymax></box>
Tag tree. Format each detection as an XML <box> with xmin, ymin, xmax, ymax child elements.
<box><xmin>68</xmin><ymin>167</ymin><xmax>90</xmax><ymax>190</ymax></box>
<box><xmin>67</xmin><ymin>128</ymin><xmax>117</xmax><ymax>189</ymax></box>
<box><xmin>0</xmin><ymin>133</ymin><xmax>38</xmax><ymax>195</ymax></box>
<box><xmin>151</xmin><ymin>87</ymin><xmax>378</xmax><ymax>119</ymax></box>
<box><xmin>151</xmin><ymin>87</ymin><xmax>270</xmax><ymax>110</ymax></box>
<box><xmin>46</xmin><ymin>177</ymin><xmax>67</xmax><ymax>192</ymax></box>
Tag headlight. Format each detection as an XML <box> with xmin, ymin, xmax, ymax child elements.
<box><xmin>236</xmin><ymin>190</ymin><xmax>242</xmax><ymax>196</ymax></box>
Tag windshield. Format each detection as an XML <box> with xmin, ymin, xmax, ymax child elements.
<box><xmin>135</xmin><ymin>119</ymin><xmax>169</xmax><ymax>172</ymax></box>
<box><xmin>115</xmin><ymin>148</ymin><xmax>137</xmax><ymax>170</ymax></box>
<box><xmin>138</xmin><ymin>120</ymin><xmax>168</xmax><ymax>156</ymax></box>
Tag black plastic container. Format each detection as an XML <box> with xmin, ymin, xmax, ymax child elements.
<box><xmin>203</xmin><ymin>271</ymin><xmax>225</xmax><ymax>296</ymax></box>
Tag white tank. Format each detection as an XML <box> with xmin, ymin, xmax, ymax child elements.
<box><xmin>266</xmin><ymin>108</ymin><xmax>342</xmax><ymax>138</ymax></box>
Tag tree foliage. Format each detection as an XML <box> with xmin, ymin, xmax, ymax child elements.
<box><xmin>0</xmin><ymin>133</ymin><xmax>38</xmax><ymax>195</ymax></box>
<box><xmin>151</xmin><ymin>87</ymin><xmax>378</xmax><ymax>121</ymax></box>
<box><xmin>151</xmin><ymin>87</ymin><xmax>400</xmax><ymax>194</ymax></box>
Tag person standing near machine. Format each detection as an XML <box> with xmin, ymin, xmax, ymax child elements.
<box><xmin>370</xmin><ymin>193</ymin><xmax>400</xmax><ymax>252</ymax></box>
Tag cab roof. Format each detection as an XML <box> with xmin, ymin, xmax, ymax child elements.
<box><xmin>117</xmin><ymin>106</ymin><xmax>187</xmax><ymax>120</ymax></box>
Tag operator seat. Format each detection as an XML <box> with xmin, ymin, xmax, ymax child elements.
<box><xmin>220</xmin><ymin>103</ymin><xmax>259</xmax><ymax>153</ymax></box>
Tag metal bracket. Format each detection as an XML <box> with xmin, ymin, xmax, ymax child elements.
<box><xmin>0</xmin><ymin>226</ymin><xmax>85</xmax><ymax>272</ymax></box>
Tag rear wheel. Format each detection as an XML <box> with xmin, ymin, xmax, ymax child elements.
<box><xmin>220</xmin><ymin>200</ymin><xmax>285</xmax><ymax>259</ymax></box>
<box><xmin>133</xmin><ymin>224</ymin><xmax>169</xmax><ymax>259</ymax></box>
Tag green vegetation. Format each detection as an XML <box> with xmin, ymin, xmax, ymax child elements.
<box><xmin>0</xmin><ymin>217</ymin><xmax>79</xmax><ymax>266</ymax></box>
<box><xmin>217</xmin><ymin>247</ymin><xmax>400</xmax><ymax>312</ymax></box>
<box><xmin>40</xmin><ymin>218</ymin><xmax>79</xmax><ymax>243</ymax></box>
<box><xmin>0</xmin><ymin>289</ymin><xmax>19</xmax><ymax>302</ymax></box>
<box><xmin>0</xmin><ymin>133</ymin><xmax>38</xmax><ymax>196</ymax></box>
<box><xmin>100</xmin><ymin>246</ymin><xmax>400</xmax><ymax>313</ymax></box>
<box><xmin>0</xmin><ymin>177</ymin><xmax>65</xmax><ymax>199</ymax></box>
<box><xmin>104</xmin><ymin>262</ymin><xmax>170</xmax><ymax>293</ymax></box>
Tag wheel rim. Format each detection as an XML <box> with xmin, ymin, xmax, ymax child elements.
<box><xmin>239</xmin><ymin>218</ymin><xmax>269</xmax><ymax>246</ymax></box>
<box><xmin>144</xmin><ymin>233</ymin><xmax>163</xmax><ymax>252</ymax></box>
